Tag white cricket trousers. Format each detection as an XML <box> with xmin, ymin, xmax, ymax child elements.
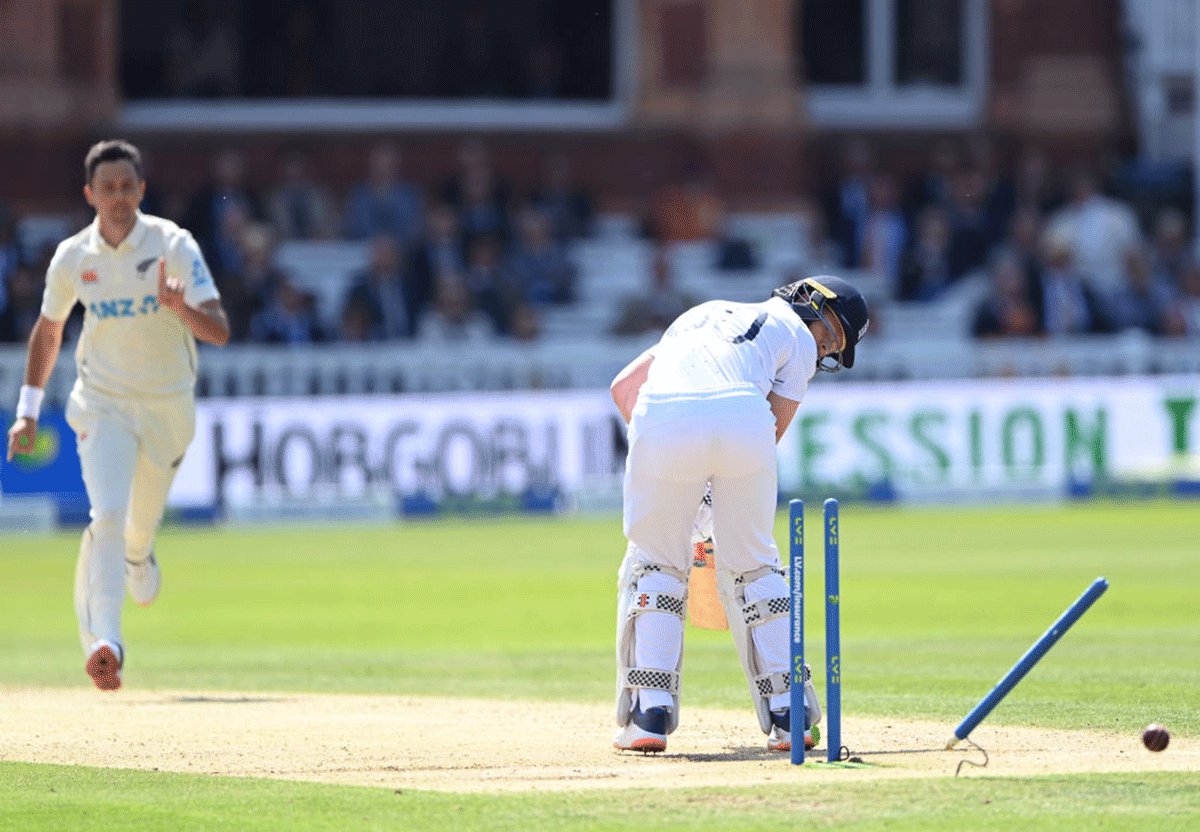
<box><xmin>66</xmin><ymin>381</ymin><xmax>195</xmax><ymax>655</ymax></box>
<box><xmin>622</xmin><ymin>387</ymin><xmax>784</xmax><ymax>711</ymax></box>
<box><xmin>624</xmin><ymin>387</ymin><xmax>781</xmax><ymax>575</ymax></box>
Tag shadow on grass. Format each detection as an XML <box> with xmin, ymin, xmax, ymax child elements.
<box><xmin>167</xmin><ymin>695</ymin><xmax>288</xmax><ymax>704</ymax></box>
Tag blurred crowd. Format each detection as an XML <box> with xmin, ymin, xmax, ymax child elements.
<box><xmin>1</xmin><ymin>134</ymin><xmax>1198</xmax><ymax>348</ymax></box>
<box><xmin>815</xmin><ymin>136</ymin><xmax>1200</xmax><ymax>339</ymax></box>
<box><xmin>0</xmin><ymin>138</ymin><xmax>590</xmax><ymax>347</ymax></box>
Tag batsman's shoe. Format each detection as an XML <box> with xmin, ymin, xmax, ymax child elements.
<box><xmin>85</xmin><ymin>640</ymin><xmax>123</xmax><ymax>692</ymax></box>
<box><xmin>613</xmin><ymin>705</ymin><xmax>670</xmax><ymax>753</ymax></box>
<box><xmin>126</xmin><ymin>552</ymin><xmax>161</xmax><ymax>607</ymax></box>
<box><xmin>766</xmin><ymin>709</ymin><xmax>817</xmax><ymax>752</ymax></box>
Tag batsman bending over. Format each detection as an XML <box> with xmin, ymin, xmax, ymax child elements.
<box><xmin>609</xmin><ymin>276</ymin><xmax>869</xmax><ymax>752</ymax></box>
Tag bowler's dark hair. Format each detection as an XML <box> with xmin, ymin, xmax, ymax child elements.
<box><xmin>85</xmin><ymin>140</ymin><xmax>144</xmax><ymax>184</ymax></box>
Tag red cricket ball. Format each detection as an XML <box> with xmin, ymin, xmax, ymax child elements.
<box><xmin>1142</xmin><ymin>723</ymin><xmax>1170</xmax><ymax>752</ymax></box>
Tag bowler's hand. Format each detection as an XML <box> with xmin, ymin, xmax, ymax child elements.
<box><xmin>157</xmin><ymin>257</ymin><xmax>186</xmax><ymax>314</ymax></box>
<box><xmin>7</xmin><ymin>417</ymin><xmax>37</xmax><ymax>462</ymax></box>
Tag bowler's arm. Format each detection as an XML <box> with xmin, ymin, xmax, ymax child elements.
<box><xmin>157</xmin><ymin>257</ymin><xmax>230</xmax><ymax>346</ymax></box>
<box><xmin>6</xmin><ymin>315</ymin><xmax>65</xmax><ymax>461</ymax></box>
<box><xmin>611</xmin><ymin>349</ymin><xmax>655</xmax><ymax>424</ymax></box>
<box><xmin>172</xmin><ymin>298</ymin><xmax>231</xmax><ymax>346</ymax></box>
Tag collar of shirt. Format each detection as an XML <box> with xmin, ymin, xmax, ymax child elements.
<box><xmin>88</xmin><ymin>211</ymin><xmax>149</xmax><ymax>252</ymax></box>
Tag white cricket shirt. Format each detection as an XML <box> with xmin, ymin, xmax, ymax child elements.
<box><xmin>642</xmin><ymin>296</ymin><xmax>817</xmax><ymax>402</ymax></box>
<box><xmin>41</xmin><ymin>213</ymin><xmax>220</xmax><ymax>398</ymax></box>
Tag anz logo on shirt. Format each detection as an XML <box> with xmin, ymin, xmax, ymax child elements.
<box><xmin>88</xmin><ymin>295</ymin><xmax>161</xmax><ymax>319</ymax></box>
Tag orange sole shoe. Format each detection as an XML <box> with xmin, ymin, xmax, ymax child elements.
<box><xmin>86</xmin><ymin>644</ymin><xmax>122</xmax><ymax>691</ymax></box>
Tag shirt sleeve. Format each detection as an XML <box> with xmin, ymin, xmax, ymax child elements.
<box><xmin>771</xmin><ymin>323</ymin><xmax>816</xmax><ymax>402</ymax></box>
<box><xmin>169</xmin><ymin>231</ymin><xmax>221</xmax><ymax>306</ymax></box>
<box><xmin>40</xmin><ymin>242</ymin><xmax>78</xmax><ymax>322</ymax></box>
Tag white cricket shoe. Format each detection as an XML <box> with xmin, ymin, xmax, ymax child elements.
<box><xmin>126</xmin><ymin>552</ymin><xmax>161</xmax><ymax>607</ymax></box>
<box><xmin>613</xmin><ymin>705</ymin><xmax>670</xmax><ymax>753</ymax></box>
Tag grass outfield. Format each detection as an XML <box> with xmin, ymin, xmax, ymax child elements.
<box><xmin>4</xmin><ymin>763</ymin><xmax>1200</xmax><ymax>832</ymax></box>
<box><xmin>3</xmin><ymin>501</ymin><xmax>1199</xmax><ymax>829</ymax></box>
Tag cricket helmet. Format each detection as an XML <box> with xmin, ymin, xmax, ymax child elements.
<box><xmin>771</xmin><ymin>275</ymin><xmax>869</xmax><ymax>371</ymax></box>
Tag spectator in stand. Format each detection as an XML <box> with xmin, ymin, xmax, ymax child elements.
<box><xmin>406</xmin><ymin>202</ymin><xmax>465</xmax><ymax>316</ymax></box>
<box><xmin>971</xmin><ymin>251</ymin><xmax>1042</xmax><ymax>339</ymax></box>
<box><xmin>218</xmin><ymin>222</ymin><xmax>286</xmax><ymax>343</ymax></box>
<box><xmin>860</xmin><ymin>173</ymin><xmax>908</xmax><ymax>294</ymax></box>
<box><xmin>897</xmin><ymin>206</ymin><xmax>954</xmax><ymax>302</ymax></box>
<box><xmin>1177</xmin><ymin>257</ymin><xmax>1200</xmax><ymax>336</ymax></box>
<box><xmin>248</xmin><ymin>277</ymin><xmax>326</xmax><ymax>344</ymax></box>
<box><xmin>1012</xmin><ymin>147</ymin><xmax>1063</xmax><ymax>218</ymax></box>
<box><xmin>1146</xmin><ymin>207</ymin><xmax>1191</xmax><ymax>288</ymax></box>
<box><xmin>999</xmin><ymin>205</ymin><xmax>1045</xmax><ymax>277</ymax></box>
<box><xmin>0</xmin><ymin>263</ymin><xmax>42</xmax><ymax>343</ymax></box>
<box><xmin>267</xmin><ymin>148</ymin><xmax>337</xmax><ymax>241</ymax></box>
<box><xmin>1046</xmin><ymin>169</ymin><xmax>1142</xmax><ymax>294</ymax></box>
<box><xmin>339</xmin><ymin>300</ymin><xmax>373</xmax><ymax>343</ymax></box>
<box><xmin>342</xmin><ymin>141</ymin><xmax>424</xmax><ymax>248</ymax></box>
<box><xmin>416</xmin><ymin>274</ymin><xmax>496</xmax><ymax>343</ymax></box>
<box><xmin>713</xmin><ymin>213</ymin><xmax>759</xmax><ymax>273</ymax></box>
<box><xmin>945</xmin><ymin>168</ymin><xmax>994</xmax><ymax>280</ymax></box>
<box><xmin>966</xmin><ymin>133</ymin><xmax>1016</xmax><ymax>249</ymax></box>
<box><xmin>506</xmin><ymin>206</ymin><xmax>576</xmax><ymax>305</ymax></box>
<box><xmin>458</xmin><ymin>161</ymin><xmax>511</xmax><ymax>246</ymax></box>
<box><xmin>1115</xmin><ymin>249</ymin><xmax>1182</xmax><ymax>336</ymax></box>
<box><xmin>906</xmin><ymin>137</ymin><xmax>960</xmax><ymax>220</ymax></box>
<box><xmin>610</xmin><ymin>247</ymin><xmax>701</xmax><ymax>336</ymax></box>
<box><xmin>823</xmin><ymin>137</ymin><xmax>874</xmax><ymax>269</ymax></box>
<box><xmin>509</xmin><ymin>302</ymin><xmax>543</xmax><ymax>342</ymax></box>
<box><xmin>463</xmin><ymin>233</ymin><xmax>517</xmax><ymax>335</ymax></box>
<box><xmin>341</xmin><ymin>233</ymin><xmax>418</xmax><ymax>340</ymax></box>
<box><xmin>649</xmin><ymin>159</ymin><xmax>723</xmax><ymax>243</ymax></box>
<box><xmin>442</xmin><ymin>138</ymin><xmax>510</xmax><ymax>234</ymax></box>
<box><xmin>1036</xmin><ymin>229</ymin><xmax>1115</xmax><ymax>336</ymax></box>
<box><xmin>795</xmin><ymin>198</ymin><xmax>842</xmax><ymax>275</ymax></box>
<box><xmin>532</xmin><ymin>153</ymin><xmax>593</xmax><ymax>241</ymax></box>
<box><xmin>181</xmin><ymin>146</ymin><xmax>264</xmax><ymax>278</ymax></box>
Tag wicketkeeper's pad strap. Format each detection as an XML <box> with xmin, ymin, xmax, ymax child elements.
<box><xmin>741</xmin><ymin>595</ymin><xmax>790</xmax><ymax>626</ymax></box>
<box><xmin>625</xmin><ymin>666</ymin><xmax>681</xmax><ymax>695</ymax></box>
<box><xmin>625</xmin><ymin>591</ymin><xmax>686</xmax><ymax>621</ymax></box>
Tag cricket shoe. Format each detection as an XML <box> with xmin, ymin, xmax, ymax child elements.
<box><xmin>614</xmin><ymin>705</ymin><xmax>670</xmax><ymax>753</ymax></box>
<box><xmin>85</xmin><ymin>640</ymin><xmax>123</xmax><ymax>691</ymax></box>
<box><xmin>126</xmin><ymin>551</ymin><xmax>161</xmax><ymax>607</ymax></box>
<box><xmin>766</xmin><ymin>708</ymin><xmax>817</xmax><ymax>752</ymax></box>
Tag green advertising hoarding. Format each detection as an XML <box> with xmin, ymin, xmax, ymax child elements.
<box><xmin>778</xmin><ymin>375</ymin><xmax>1200</xmax><ymax>498</ymax></box>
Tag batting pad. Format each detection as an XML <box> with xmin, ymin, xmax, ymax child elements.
<box><xmin>717</xmin><ymin>566</ymin><xmax>794</xmax><ymax>734</ymax></box>
<box><xmin>615</xmin><ymin>548</ymin><xmax>687</xmax><ymax>733</ymax></box>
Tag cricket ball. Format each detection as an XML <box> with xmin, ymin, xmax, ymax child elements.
<box><xmin>1142</xmin><ymin>723</ymin><xmax>1170</xmax><ymax>752</ymax></box>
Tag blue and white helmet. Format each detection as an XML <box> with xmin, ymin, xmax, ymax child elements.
<box><xmin>771</xmin><ymin>275</ymin><xmax>870</xmax><ymax>370</ymax></box>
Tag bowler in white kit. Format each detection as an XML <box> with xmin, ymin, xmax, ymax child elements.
<box><xmin>609</xmin><ymin>276</ymin><xmax>869</xmax><ymax>752</ymax></box>
<box><xmin>7</xmin><ymin>139</ymin><xmax>230</xmax><ymax>691</ymax></box>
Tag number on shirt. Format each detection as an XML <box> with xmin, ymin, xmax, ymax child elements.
<box><xmin>730</xmin><ymin>312</ymin><xmax>766</xmax><ymax>344</ymax></box>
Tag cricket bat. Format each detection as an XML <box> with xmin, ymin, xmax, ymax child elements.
<box><xmin>688</xmin><ymin>538</ymin><xmax>729</xmax><ymax>630</ymax></box>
